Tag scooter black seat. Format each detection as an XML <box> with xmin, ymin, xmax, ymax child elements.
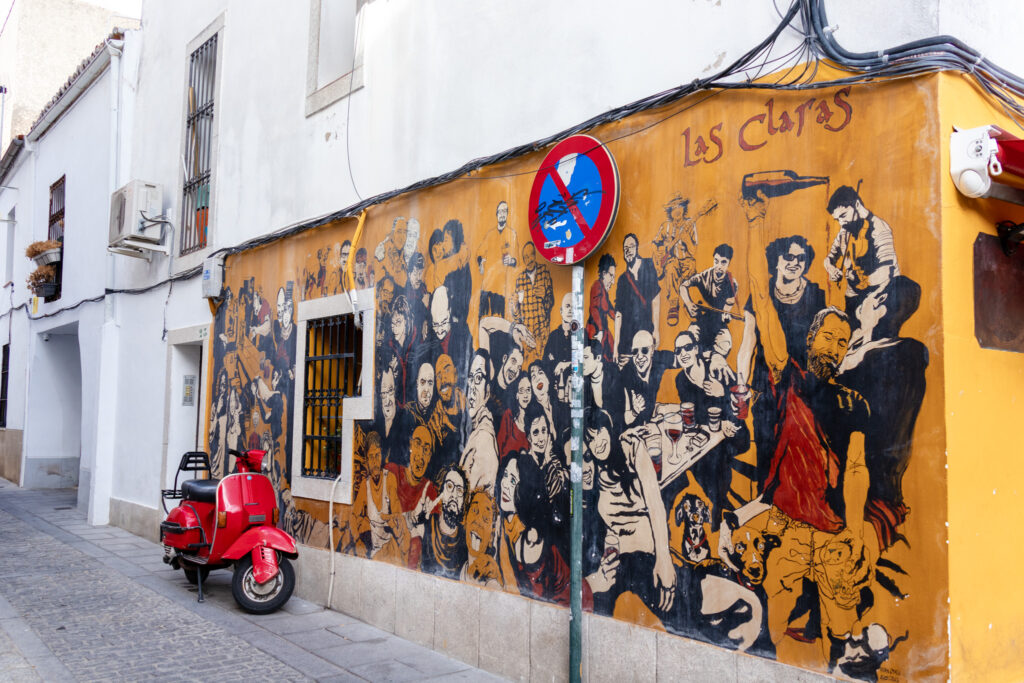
<box><xmin>181</xmin><ymin>478</ymin><xmax>220</xmax><ymax>503</ymax></box>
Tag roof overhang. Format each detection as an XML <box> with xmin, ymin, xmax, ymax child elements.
<box><xmin>26</xmin><ymin>37</ymin><xmax>124</xmax><ymax>143</ymax></box>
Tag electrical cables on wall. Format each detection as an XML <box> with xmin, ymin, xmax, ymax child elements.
<box><xmin>13</xmin><ymin>0</ymin><xmax>1024</xmax><ymax>327</ymax></box>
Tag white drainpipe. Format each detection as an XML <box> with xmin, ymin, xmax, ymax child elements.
<box><xmin>106</xmin><ymin>39</ymin><xmax>123</xmax><ymax>323</ymax></box>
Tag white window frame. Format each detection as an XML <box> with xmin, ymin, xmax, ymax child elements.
<box><xmin>175</xmin><ymin>14</ymin><xmax>225</xmax><ymax>275</ymax></box>
<box><xmin>290</xmin><ymin>289</ymin><xmax>375</xmax><ymax>504</ymax></box>
<box><xmin>305</xmin><ymin>0</ymin><xmax>365</xmax><ymax>117</ymax></box>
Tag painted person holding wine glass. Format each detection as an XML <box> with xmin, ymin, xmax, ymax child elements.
<box><xmin>673</xmin><ymin>330</ymin><xmax>728</xmax><ymax>423</ymax></box>
<box><xmin>670</xmin><ymin>329</ymin><xmax>747</xmax><ymax>529</ymax></box>
<box><xmin>585</xmin><ymin>408</ymin><xmax>676</xmax><ymax>622</ymax></box>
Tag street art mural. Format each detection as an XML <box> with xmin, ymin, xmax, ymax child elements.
<box><xmin>206</xmin><ymin>77</ymin><xmax>946</xmax><ymax>681</ymax></box>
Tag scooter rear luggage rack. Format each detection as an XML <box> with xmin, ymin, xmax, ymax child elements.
<box><xmin>160</xmin><ymin>521</ymin><xmax>184</xmax><ymax>534</ymax></box>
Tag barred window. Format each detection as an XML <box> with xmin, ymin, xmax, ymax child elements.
<box><xmin>181</xmin><ymin>33</ymin><xmax>218</xmax><ymax>255</ymax></box>
<box><xmin>301</xmin><ymin>313</ymin><xmax>362</xmax><ymax>479</ymax></box>
<box><xmin>47</xmin><ymin>176</ymin><xmax>64</xmax><ymax>301</ymax></box>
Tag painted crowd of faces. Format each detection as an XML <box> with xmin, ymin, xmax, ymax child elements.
<box><xmin>207</xmin><ymin>180</ymin><xmax>928</xmax><ymax>681</ymax></box>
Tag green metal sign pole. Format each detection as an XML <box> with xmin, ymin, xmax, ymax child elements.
<box><xmin>569</xmin><ymin>264</ymin><xmax>584</xmax><ymax>683</ymax></box>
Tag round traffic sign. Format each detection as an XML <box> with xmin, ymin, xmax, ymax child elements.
<box><xmin>527</xmin><ymin>135</ymin><xmax>620</xmax><ymax>265</ymax></box>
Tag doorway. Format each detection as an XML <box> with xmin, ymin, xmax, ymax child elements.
<box><xmin>165</xmin><ymin>342</ymin><xmax>204</xmax><ymax>490</ymax></box>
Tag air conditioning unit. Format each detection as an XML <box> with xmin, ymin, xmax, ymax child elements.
<box><xmin>108</xmin><ymin>180</ymin><xmax>168</xmax><ymax>258</ymax></box>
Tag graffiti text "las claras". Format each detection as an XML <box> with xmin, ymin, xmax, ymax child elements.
<box><xmin>682</xmin><ymin>87</ymin><xmax>853</xmax><ymax>166</ymax></box>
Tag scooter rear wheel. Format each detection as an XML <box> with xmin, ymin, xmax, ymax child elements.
<box><xmin>231</xmin><ymin>554</ymin><xmax>295</xmax><ymax>614</ymax></box>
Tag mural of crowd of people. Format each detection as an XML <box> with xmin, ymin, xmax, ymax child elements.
<box><xmin>206</xmin><ymin>83</ymin><xmax>943</xmax><ymax>680</ymax></box>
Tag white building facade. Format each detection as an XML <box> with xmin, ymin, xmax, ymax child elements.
<box><xmin>1</xmin><ymin>1</ymin><xmax>1023</xmax><ymax>679</ymax></box>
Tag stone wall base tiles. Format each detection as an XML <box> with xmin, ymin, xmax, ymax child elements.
<box><xmin>292</xmin><ymin>548</ymin><xmax>854</xmax><ymax>681</ymax></box>
<box><xmin>395</xmin><ymin>566</ymin><xmax>436</xmax><ymax>648</ymax></box>
<box><xmin>0</xmin><ymin>430</ymin><xmax>22</xmax><ymax>484</ymax></box>
<box><xmin>479</xmin><ymin>588</ymin><xmax>531</xmax><ymax>681</ymax></box>
<box><xmin>293</xmin><ymin>543</ymin><xmax>331</xmax><ymax>606</ymax></box>
<box><xmin>586</xmin><ymin>613</ymin><xmax>657</xmax><ymax>683</ymax></box>
<box><xmin>531</xmin><ymin>600</ymin><xmax>570</xmax><ymax>683</ymax></box>
<box><xmin>432</xmin><ymin>576</ymin><xmax>481</xmax><ymax>667</ymax></box>
<box><xmin>109</xmin><ymin>497</ymin><xmax>161</xmax><ymax>543</ymax></box>
<box><xmin>360</xmin><ymin>558</ymin><xmax>398</xmax><ymax>632</ymax></box>
<box><xmin>22</xmin><ymin>456</ymin><xmax>77</xmax><ymax>489</ymax></box>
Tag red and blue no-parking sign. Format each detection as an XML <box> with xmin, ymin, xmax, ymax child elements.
<box><xmin>527</xmin><ymin>135</ymin><xmax>620</xmax><ymax>265</ymax></box>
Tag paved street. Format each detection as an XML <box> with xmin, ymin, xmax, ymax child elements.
<box><xmin>0</xmin><ymin>482</ymin><xmax>504</xmax><ymax>682</ymax></box>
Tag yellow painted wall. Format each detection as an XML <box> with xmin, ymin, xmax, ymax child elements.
<box><xmin>940</xmin><ymin>73</ymin><xmax>1024</xmax><ymax>681</ymax></box>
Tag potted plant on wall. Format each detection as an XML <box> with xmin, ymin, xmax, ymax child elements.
<box><xmin>27</xmin><ymin>265</ymin><xmax>58</xmax><ymax>298</ymax></box>
<box><xmin>26</xmin><ymin>239</ymin><xmax>62</xmax><ymax>266</ymax></box>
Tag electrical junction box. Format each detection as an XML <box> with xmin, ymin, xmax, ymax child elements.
<box><xmin>202</xmin><ymin>255</ymin><xmax>224</xmax><ymax>299</ymax></box>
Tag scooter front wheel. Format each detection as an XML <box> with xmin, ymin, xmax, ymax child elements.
<box><xmin>231</xmin><ymin>554</ymin><xmax>295</xmax><ymax>614</ymax></box>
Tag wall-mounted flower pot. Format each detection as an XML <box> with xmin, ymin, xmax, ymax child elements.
<box><xmin>32</xmin><ymin>248</ymin><xmax>62</xmax><ymax>266</ymax></box>
<box><xmin>34</xmin><ymin>283</ymin><xmax>58</xmax><ymax>298</ymax></box>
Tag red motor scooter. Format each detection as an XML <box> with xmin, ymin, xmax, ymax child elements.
<box><xmin>160</xmin><ymin>448</ymin><xmax>298</xmax><ymax>614</ymax></box>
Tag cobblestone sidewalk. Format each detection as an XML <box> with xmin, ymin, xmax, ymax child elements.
<box><xmin>0</xmin><ymin>482</ymin><xmax>504</xmax><ymax>682</ymax></box>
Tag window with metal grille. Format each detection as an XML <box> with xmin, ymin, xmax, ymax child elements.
<box><xmin>181</xmin><ymin>33</ymin><xmax>218</xmax><ymax>255</ymax></box>
<box><xmin>47</xmin><ymin>176</ymin><xmax>64</xmax><ymax>301</ymax></box>
<box><xmin>0</xmin><ymin>344</ymin><xmax>9</xmax><ymax>428</ymax></box>
<box><xmin>301</xmin><ymin>313</ymin><xmax>362</xmax><ymax>479</ymax></box>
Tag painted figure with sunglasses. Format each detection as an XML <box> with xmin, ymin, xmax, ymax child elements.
<box><xmin>619</xmin><ymin>329</ymin><xmax>677</xmax><ymax>428</ymax></box>
<box><xmin>738</xmin><ymin>190</ymin><xmax>869</xmax><ymax>533</ymax></box>
<box><xmin>671</xmin><ymin>329</ymin><xmax>749</xmax><ymax>527</ymax></box>
<box><xmin>673</xmin><ymin>330</ymin><xmax>729</xmax><ymax>424</ymax></box>
<box><xmin>737</xmin><ymin>234</ymin><xmax>826</xmax><ymax>487</ymax></box>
